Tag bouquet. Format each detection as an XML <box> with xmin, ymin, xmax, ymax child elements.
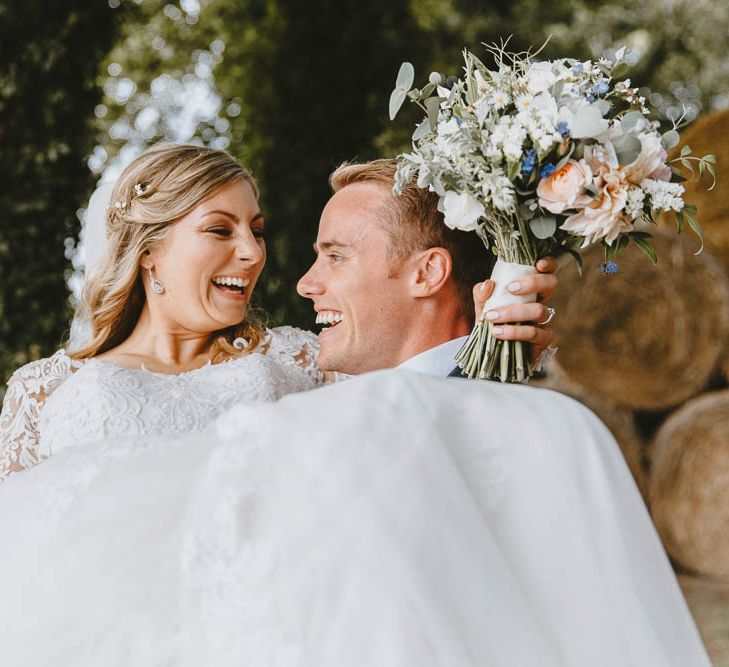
<box><xmin>389</xmin><ymin>43</ymin><xmax>715</xmax><ymax>382</ymax></box>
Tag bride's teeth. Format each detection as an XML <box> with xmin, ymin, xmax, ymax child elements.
<box><xmin>213</xmin><ymin>276</ymin><xmax>250</xmax><ymax>288</ymax></box>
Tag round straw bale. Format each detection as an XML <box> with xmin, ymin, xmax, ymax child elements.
<box><xmin>550</xmin><ymin>230</ymin><xmax>729</xmax><ymax>410</ymax></box>
<box><xmin>660</xmin><ymin>109</ymin><xmax>729</xmax><ymax>270</ymax></box>
<box><xmin>678</xmin><ymin>574</ymin><xmax>729</xmax><ymax>665</ymax></box>
<box><xmin>533</xmin><ymin>374</ymin><xmax>647</xmax><ymax>499</ymax></box>
<box><xmin>649</xmin><ymin>389</ymin><xmax>729</xmax><ymax>581</ymax></box>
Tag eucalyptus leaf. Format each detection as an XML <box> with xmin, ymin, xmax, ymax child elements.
<box><xmin>611</xmin><ymin>62</ymin><xmax>630</xmax><ymax>78</ymax></box>
<box><xmin>661</xmin><ymin>129</ymin><xmax>680</xmax><ymax>150</ymax></box>
<box><xmin>529</xmin><ymin>215</ymin><xmax>557</xmax><ymax>239</ymax></box>
<box><xmin>395</xmin><ymin>61</ymin><xmax>415</xmax><ymax>91</ymax></box>
<box><xmin>420</xmin><ymin>82</ymin><xmax>436</xmax><ymax>98</ymax></box>
<box><xmin>595</xmin><ymin>99</ymin><xmax>611</xmax><ymax>117</ymax></box>
<box><xmin>412</xmin><ymin>118</ymin><xmax>430</xmax><ymax>141</ymax></box>
<box><xmin>425</xmin><ymin>96</ymin><xmax>441</xmax><ymax>130</ymax></box>
<box><xmin>389</xmin><ymin>87</ymin><xmax>407</xmax><ymax>121</ymax></box>
<box><xmin>621</xmin><ymin>110</ymin><xmax>644</xmax><ymax>131</ymax></box>
<box><xmin>517</xmin><ymin>203</ymin><xmax>536</xmax><ymax>221</ymax></box>
<box><xmin>612</xmin><ymin>134</ymin><xmax>642</xmax><ymax>166</ymax></box>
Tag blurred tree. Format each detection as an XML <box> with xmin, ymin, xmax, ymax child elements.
<box><xmin>0</xmin><ymin>2</ymin><xmax>119</xmax><ymax>382</ymax></box>
<box><xmin>92</xmin><ymin>0</ymin><xmax>425</xmax><ymax>327</ymax></box>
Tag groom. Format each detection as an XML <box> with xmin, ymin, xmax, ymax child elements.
<box><xmin>297</xmin><ymin>159</ymin><xmax>557</xmax><ymax>377</ymax></box>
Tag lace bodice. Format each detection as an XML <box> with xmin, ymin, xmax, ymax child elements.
<box><xmin>0</xmin><ymin>326</ymin><xmax>321</xmax><ymax>481</ymax></box>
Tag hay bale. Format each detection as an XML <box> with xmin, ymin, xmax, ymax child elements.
<box><xmin>533</xmin><ymin>375</ymin><xmax>647</xmax><ymax>499</ymax></box>
<box><xmin>649</xmin><ymin>389</ymin><xmax>729</xmax><ymax>582</ymax></box>
<box><xmin>551</xmin><ymin>229</ymin><xmax>729</xmax><ymax>410</ymax></box>
<box><xmin>660</xmin><ymin>109</ymin><xmax>729</xmax><ymax>270</ymax></box>
<box><xmin>678</xmin><ymin>575</ymin><xmax>729</xmax><ymax>667</ymax></box>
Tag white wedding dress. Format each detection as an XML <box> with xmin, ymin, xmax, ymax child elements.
<box><xmin>0</xmin><ymin>330</ymin><xmax>710</xmax><ymax>666</ymax></box>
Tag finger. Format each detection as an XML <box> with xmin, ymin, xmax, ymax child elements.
<box><xmin>507</xmin><ymin>273</ymin><xmax>558</xmax><ymax>302</ymax></box>
<box><xmin>536</xmin><ymin>256</ymin><xmax>558</xmax><ymax>274</ymax></box>
<box><xmin>473</xmin><ymin>280</ymin><xmax>494</xmax><ymax>319</ymax></box>
<box><xmin>491</xmin><ymin>324</ymin><xmax>554</xmax><ymax>349</ymax></box>
<box><xmin>483</xmin><ymin>302</ymin><xmax>550</xmax><ymax>325</ymax></box>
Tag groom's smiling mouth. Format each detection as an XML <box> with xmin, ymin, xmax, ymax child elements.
<box><xmin>315</xmin><ymin>310</ymin><xmax>344</xmax><ymax>329</ymax></box>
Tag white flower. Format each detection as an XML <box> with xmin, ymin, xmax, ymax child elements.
<box><xmin>515</xmin><ymin>94</ymin><xmax>534</xmax><ymax>111</ymax></box>
<box><xmin>525</xmin><ymin>61</ymin><xmax>556</xmax><ymax>94</ymax></box>
<box><xmin>437</xmin><ymin>117</ymin><xmax>461</xmax><ymax>136</ymax></box>
<box><xmin>490</xmin><ymin>90</ymin><xmax>511</xmax><ymax>109</ymax></box>
<box><xmin>640</xmin><ymin>179</ymin><xmax>685</xmax><ymax>212</ymax></box>
<box><xmin>559</xmin><ymin>102</ymin><xmax>609</xmax><ymax>139</ymax></box>
<box><xmin>624</xmin><ymin>186</ymin><xmax>646</xmax><ymax>219</ymax></box>
<box><xmin>442</xmin><ymin>191</ymin><xmax>485</xmax><ymax>231</ymax></box>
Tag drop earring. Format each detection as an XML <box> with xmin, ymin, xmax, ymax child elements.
<box><xmin>147</xmin><ymin>267</ymin><xmax>165</xmax><ymax>294</ymax></box>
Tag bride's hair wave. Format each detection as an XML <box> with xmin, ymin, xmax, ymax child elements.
<box><xmin>70</xmin><ymin>143</ymin><xmax>265</xmax><ymax>362</ymax></box>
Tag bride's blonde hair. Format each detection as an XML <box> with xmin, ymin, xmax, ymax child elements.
<box><xmin>70</xmin><ymin>143</ymin><xmax>265</xmax><ymax>362</ymax></box>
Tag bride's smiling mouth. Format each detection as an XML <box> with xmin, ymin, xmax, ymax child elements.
<box><xmin>211</xmin><ymin>275</ymin><xmax>251</xmax><ymax>300</ymax></box>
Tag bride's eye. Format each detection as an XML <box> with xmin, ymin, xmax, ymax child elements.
<box><xmin>252</xmin><ymin>227</ymin><xmax>266</xmax><ymax>239</ymax></box>
<box><xmin>208</xmin><ymin>228</ymin><xmax>232</xmax><ymax>236</ymax></box>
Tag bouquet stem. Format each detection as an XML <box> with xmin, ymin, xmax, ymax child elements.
<box><xmin>453</xmin><ymin>258</ymin><xmax>539</xmax><ymax>382</ymax></box>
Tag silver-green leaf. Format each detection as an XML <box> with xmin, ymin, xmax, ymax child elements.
<box><xmin>613</xmin><ymin>134</ymin><xmax>642</xmax><ymax>166</ymax></box>
<box><xmin>530</xmin><ymin>215</ymin><xmax>557</xmax><ymax>239</ymax></box>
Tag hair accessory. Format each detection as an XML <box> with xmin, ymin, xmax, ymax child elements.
<box><xmin>133</xmin><ymin>182</ymin><xmax>146</xmax><ymax>196</ymax></box>
<box><xmin>233</xmin><ymin>337</ymin><xmax>250</xmax><ymax>350</ymax></box>
<box><xmin>147</xmin><ymin>267</ymin><xmax>165</xmax><ymax>294</ymax></box>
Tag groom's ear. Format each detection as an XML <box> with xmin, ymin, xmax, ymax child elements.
<box><xmin>409</xmin><ymin>247</ymin><xmax>452</xmax><ymax>298</ymax></box>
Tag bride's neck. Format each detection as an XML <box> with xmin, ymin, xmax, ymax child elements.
<box><xmin>107</xmin><ymin>307</ymin><xmax>214</xmax><ymax>368</ymax></box>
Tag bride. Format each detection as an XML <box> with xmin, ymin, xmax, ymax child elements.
<box><xmin>0</xmin><ymin>144</ymin><xmax>709</xmax><ymax>666</ymax></box>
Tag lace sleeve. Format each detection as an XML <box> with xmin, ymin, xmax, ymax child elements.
<box><xmin>0</xmin><ymin>350</ymin><xmax>81</xmax><ymax>481</ymax></box>
<box><xmin>261</xmin><ymin>326</ymin><xmax>324</xmax><ymax>388</ymax></box>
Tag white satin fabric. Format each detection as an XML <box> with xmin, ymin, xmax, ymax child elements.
<box><xmin>0</xmin><ymin>370</ymin><xmax>709</xmax><ymax>666</ymax></box>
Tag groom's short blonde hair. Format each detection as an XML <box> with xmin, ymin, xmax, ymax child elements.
<box><xmin>329</xmin><ymin>159</ymin><xmax>494</xmax><ymax>325</ymax></box>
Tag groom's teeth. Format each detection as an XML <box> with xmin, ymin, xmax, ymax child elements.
<box><xmin>315</xmin><ymin>311</ymin><xmax>343</xmax><ymax>325</ymax></box>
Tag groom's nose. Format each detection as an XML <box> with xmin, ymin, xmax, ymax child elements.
<box><xmin>297</xmin><ymin>264</ymin><xmax>323</xmax><ymax>298</ymax></box>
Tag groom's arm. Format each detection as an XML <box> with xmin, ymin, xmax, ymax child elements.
<box><xmin>473</xmin><ymin>256</ymin><xmax>558</xmax><ymax>364</ymax></box>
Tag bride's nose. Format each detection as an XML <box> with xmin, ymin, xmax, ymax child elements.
<box><xmin>235</xmin><ymin>228</ymin><xmax>265</xmax><ymax>265</ymax></box>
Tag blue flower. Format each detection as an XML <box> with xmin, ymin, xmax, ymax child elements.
<box><xmin>556</xmin><ymin>121</ymin><xmax>570</xmax><ymax>138</ymax></box>
<box><xmin>572</xmin><ymin>63</ymin><xmax>583</xmax><ymax>76</ymax></box>
<box><xmin>590</xmin><ymin>79</ymin><xmax>610</xmax><ymax>97</ymax></box>
<box><xmin>539</xmin><ymin>163</ymin><xmax>557</xmax><ymax>179</ymax></box>
<box><xmin>599</xmin><ymin>261</ymin><xmax>618</xmax><ymax>274</ymax></box>
<box><xmin>520</xmin><ymin>148</ymin><xmax>538</xmax><ymax>176</ymax></box>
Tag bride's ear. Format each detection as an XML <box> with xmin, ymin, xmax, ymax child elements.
<box><xmin>409</xmin><ymin>247</ymin><xmax>452</xmax><ymax>298</ymax></box>
<box><xmin>139</xmin><ymin>248</ymin><xmax>154</xmax><ymax>271</ymax></box>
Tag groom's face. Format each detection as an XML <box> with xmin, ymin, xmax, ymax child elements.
<box><xmin>297</xmin><ymin>183</ymin><xmax>416</xmax><ymax>374</ymax></box>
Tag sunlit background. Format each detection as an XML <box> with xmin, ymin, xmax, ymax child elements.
<box><xmin>2</xmin><ymin>0</ymin><xmax>729</xmax><ymax>662</ymax></box>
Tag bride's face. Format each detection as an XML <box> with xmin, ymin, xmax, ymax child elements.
<box><xmin>143</xmin><ymin>179</ymin><xmax>266</xmax><ymax>334</ymax></box>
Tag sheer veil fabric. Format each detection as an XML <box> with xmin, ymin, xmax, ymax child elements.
<box><xmin>0</xmin><ymin>370</ymin><xmax>710</xmax><ymax>666</ymax></box>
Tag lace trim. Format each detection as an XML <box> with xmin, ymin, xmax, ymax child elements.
<box><xmin>0</xmin><ymin>350</ymin><xmax>82</xmax><ymax>481</ymax></box>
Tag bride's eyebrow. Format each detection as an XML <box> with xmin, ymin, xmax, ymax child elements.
<box><xmin>201</xmin><ymin>211</ymin><xmax>264</xmax><ymax>224</ymax></box>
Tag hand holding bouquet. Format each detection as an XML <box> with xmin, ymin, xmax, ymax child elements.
<box><xmin>390</xmin><ymin>43</ymin><xmax>715</xmax><ymax>382</ymax></box>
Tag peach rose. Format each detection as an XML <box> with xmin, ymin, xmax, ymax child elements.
<box><xmin>560</xmin><ymin>167</ymin><xmax>632</xmax><ymax>245</ymax></box>
<box><xmin>536</xmin><ymin>159</ymin><xmax>594</xmax><ymax>214</ymax></box>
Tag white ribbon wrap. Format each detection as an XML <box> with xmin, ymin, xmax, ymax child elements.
<box><xmin>480</xmin><ymin>259</ymin><xmax>539</xmax><ymax>319</ymax></box>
